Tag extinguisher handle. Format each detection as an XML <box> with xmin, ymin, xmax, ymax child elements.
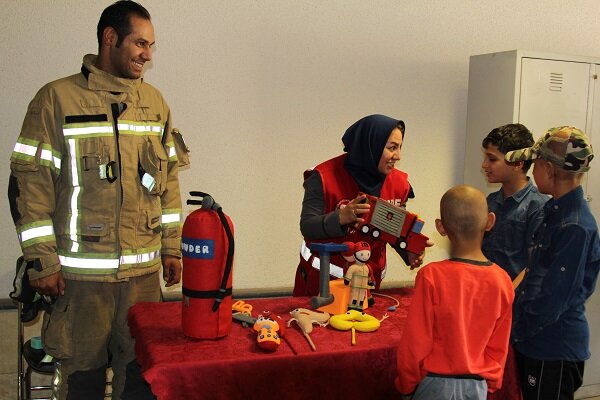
<box><xmin>187</xmin><ymin>191</ymin><xmax>221</xmax><ymax>211</ymax></box>
<box><xmin>189</xmin><ymin>191</ymin><xmax>209</xmax><ymax>197</ymax></box>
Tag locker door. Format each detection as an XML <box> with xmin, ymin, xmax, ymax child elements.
<box><xmin>588</xmin><ymin>68</ymin><xmax>600</xmax><ymax>220</ymax></box>
<box><xmin>518</xmin><ymin>58</ymin><xmax>591</xmax><ymax>136</ymax></box>
<box><xmin>583</xmin><ymin>67</ymin><xmax>600</xmax><ymax>389</ymax></box>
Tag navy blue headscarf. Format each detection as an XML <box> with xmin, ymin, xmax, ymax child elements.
<box><xmin>342</xmin><ymin>114</ymin><xmax>405</xmax><ymax>197</ymax></box>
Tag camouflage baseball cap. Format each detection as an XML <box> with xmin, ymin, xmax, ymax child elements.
<box><xmin>505</xmin><ymin>126</ymin><xmax>594</xmax><ymax>172</ymax></box>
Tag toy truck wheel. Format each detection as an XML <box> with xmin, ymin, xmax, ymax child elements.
<box><xmin>398</xmin><ymin>240</ymin><xmax>407</xmax><ymax>249</ymax></box>
<box><xmin>372</xmin><ymin>229</ymin><xmax>380</xmax><ymax>239</ymax></box>
<box><xmin>361</xmin><ymin>225</ymin><xmax>370</xmax><ymax>235</ymax></box>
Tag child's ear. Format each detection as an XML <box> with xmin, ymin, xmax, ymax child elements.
<box><xmin>435</xmin><ymin>218</ymin><xmax>446</xmax><ymax>236</ymax></box>
<box><xmin>485</xmin><ymin>212</ymin><xmax>496</xmax><ymax>232</ymax></box>
<box><xmin>514</xmin><ymin>160</ymin><xmax>525</xmax><ymax>171</ymax></box>
<box><xmin>547</xmin><ymin>161</ymin><xmax>557</xmax><ymax>179</ymax></box>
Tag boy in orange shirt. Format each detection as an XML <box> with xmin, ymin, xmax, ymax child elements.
<box><xmin>395</xmin><ymin>185</ymin><xmax>514</xmax><ymax>399</ymax></box>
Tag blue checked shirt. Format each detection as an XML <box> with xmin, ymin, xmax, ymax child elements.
<box><xmin>482</xmin><ymin>180</ymin><xmax>548</xmax><ymax>280</ymax></box>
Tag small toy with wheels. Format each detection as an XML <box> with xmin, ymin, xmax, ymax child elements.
<box><xmin>355</xmin><ymin>193</ymin><xmax>429</xmax><ymax>255</ymax></box>
<box><xmin>253</xmin><ymin>314</ymin><xmax>283</xmax><ymax>352</ymax></box>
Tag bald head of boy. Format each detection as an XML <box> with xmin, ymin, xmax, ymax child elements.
<box><xmin>436</xmin><ymin>185</ymin><xmax>494</xmax><ymax>244</ymax></box>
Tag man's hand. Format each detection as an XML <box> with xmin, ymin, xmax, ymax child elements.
<box><xmin>162</xmin><ymin>255</ymin><xmax>182</xmax><ymax>287</ymax></box>
<box><xmin>30</xmin><ymin>272</ymin><xmax>65</xmax><ymax>297</ymax></box>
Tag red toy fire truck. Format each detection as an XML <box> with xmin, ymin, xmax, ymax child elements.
<box><xmin>356</xmin><ymin>194</ymin><xmax>429</xmax><ymax>254</ymax></box>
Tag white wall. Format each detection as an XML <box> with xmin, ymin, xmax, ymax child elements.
<box><xmin>2</xmin><ymin>1</ymin><xmax>600</xmax><ymax>297</ymax></box>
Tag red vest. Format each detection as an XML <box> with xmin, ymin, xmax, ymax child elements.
<box><xmin>295</xmin><ymin>154</ymin><xmax>410</xmax><ymax>295</ymax></box>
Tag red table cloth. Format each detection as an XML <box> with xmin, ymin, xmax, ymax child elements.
<box><xmin>128</xmin><ymin>288</ymin><xmax>521</xmax><ymax>400</ymax></box>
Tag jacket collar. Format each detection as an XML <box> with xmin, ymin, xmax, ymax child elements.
<box><xmin>493</xmin><ymin>178</ymin><xmax>534</xmax><ymax>205</ymax></box>
<box><xmin>81</xmin><ymin>54</ymin><xmax>142</xmax><ymax>93</ymax></box>
<box><xmin>544</xmin><ymin>185</ymin><xmax>584</xmax><ymax>213</ymax></box>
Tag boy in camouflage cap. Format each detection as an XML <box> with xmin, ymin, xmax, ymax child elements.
<box><xmin>505</xmin><ymin>126</ymin><xmax>593</xmax><ymax>172</ymax></box>
<box><xmin>505</xmin><ymin>126</ymin><xmax>600</xmax><ymax>400</ymax></box>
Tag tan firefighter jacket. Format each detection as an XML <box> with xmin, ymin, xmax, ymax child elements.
<box><xmin>9</xmin><ymin>54</ymin><xmax>190</xmax><ymax>282</ymax></box>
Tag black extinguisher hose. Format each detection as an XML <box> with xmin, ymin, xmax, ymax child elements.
<box><xmin>213</xmin><ymin>208</ymin><xmax>234</xmax><ymax>311</ymax></box>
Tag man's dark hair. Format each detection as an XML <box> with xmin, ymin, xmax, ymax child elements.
<box><xmin>97</xmin><ymin>1</ymin><xmax>151</xmax><ymax>50</ymax></box>
<box><xmin>482</xmin><ymin>123</ymin><xmax>535</xmax><ymax>172</ymax></box>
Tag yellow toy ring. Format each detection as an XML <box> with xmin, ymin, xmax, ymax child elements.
<box><xmin>329</xmin><ymin>309</ymin><xmax>381</xmax><ymax>332</ymax></box>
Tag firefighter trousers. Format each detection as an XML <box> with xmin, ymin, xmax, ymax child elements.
<box><xmin>42</xmin><ymin>272</ymin><xmax>161</xmax><ymax>399</ymax></box>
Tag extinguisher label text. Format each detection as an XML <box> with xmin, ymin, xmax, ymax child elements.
<box><xmin>182</xmin><ymin>238</ymin><xmax>215</xmax><ymax>259</ymax></box>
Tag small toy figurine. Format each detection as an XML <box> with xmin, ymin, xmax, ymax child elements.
<box><xmin>253</xmin><ymin>314</ymin><xmax>282</xmax><ymax>352</ymax></box>
<box><xmin>344</xmin><ymin>242</ymin><xmax>375</xmax><ymax>311</ymax></box>
<box><xmin>288</xmin><ymin>308</ymin><xmax>330</xmax><ymax>351</ymax></box>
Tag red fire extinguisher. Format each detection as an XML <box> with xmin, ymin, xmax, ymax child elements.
<box><xmin>181</xmin><ymin>191</ymin><xmax>234</xmax><ymax>339</ymax></box>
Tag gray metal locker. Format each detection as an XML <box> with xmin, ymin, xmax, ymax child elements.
<box><xmin>463</xmin><ymin>49</ymin><xmax>600</xmax><ymax>396</ymax></box>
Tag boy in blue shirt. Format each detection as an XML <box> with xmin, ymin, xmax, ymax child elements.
<box><xmin>506</xmin><ymin>126</ymin><xmax>600</xmax><ymax>400</ymax></box>
<box><xmin>481</xmin><ymin>123</ymin><xmax>548</xmax><ymax>280</ymax></box>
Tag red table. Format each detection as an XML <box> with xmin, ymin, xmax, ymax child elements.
<box><xmin>128</xmin><ymin>288</ymin><xmax>521</xmax><ymax>400</ymax></box>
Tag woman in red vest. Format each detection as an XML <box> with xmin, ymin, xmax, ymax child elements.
<box><xmin>294</xmin><ymin>114</ymin><xmax>426</xmax><ymax>296</ymax></box>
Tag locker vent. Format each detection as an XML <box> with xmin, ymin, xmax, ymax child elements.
<box><xmin>549</xmin><ymin>72</ymin><xmax>563</xmax><ymax>92</ymax></box>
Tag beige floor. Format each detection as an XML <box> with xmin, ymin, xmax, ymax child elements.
<box><xmin>6</xmin><ymin>376</ymin><xmax>600</xmax><ymax>400</ymax></box>
<box><xmin>1</xmin><ymin>307</ymin><xmax>600</xmax><ymax>400</ymax></box>
<box><xmin>0</xmin><ymin>373</ymin><xmax>20</xmax><ymax>400</ymax></box>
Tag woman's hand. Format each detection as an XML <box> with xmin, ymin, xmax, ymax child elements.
<box><xmin>339</xmin><ymin>194</ymin><xmax>371</xmax><ymax>226</ymax></box>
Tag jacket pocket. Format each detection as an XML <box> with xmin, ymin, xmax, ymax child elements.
<box><xmin>135</xmin><ymin>208</ymin><xmax>162</xmax><ymax>248</ymax></box>
<box><xmin>147</xmin><ymin>209</ymin><xmax>162</xmax><ymax>233</ymax></box>
<box><xmin>79</xmin><ymin>138</ymin><xmax>111</xmax><ymax>185</ymax></box>
<box><xmin>79</xmin><ymin>221</ymin><xmax>110</xmax><ymax>243</ymax></box>
<box><xmin>171</xmin><ymin>129</ymin><xmax>190</xmax><ymax>167</ymax></box>
<box><xmin>138</xmin><ymin>136</ymin><xmax>168</xmax><ymax>195</ymax></box>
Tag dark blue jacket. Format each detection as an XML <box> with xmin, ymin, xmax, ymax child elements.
<box><xmin>512</xmin><ymin>186</ymin><xmax>600</xmax><ymax>361</ymax></box>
